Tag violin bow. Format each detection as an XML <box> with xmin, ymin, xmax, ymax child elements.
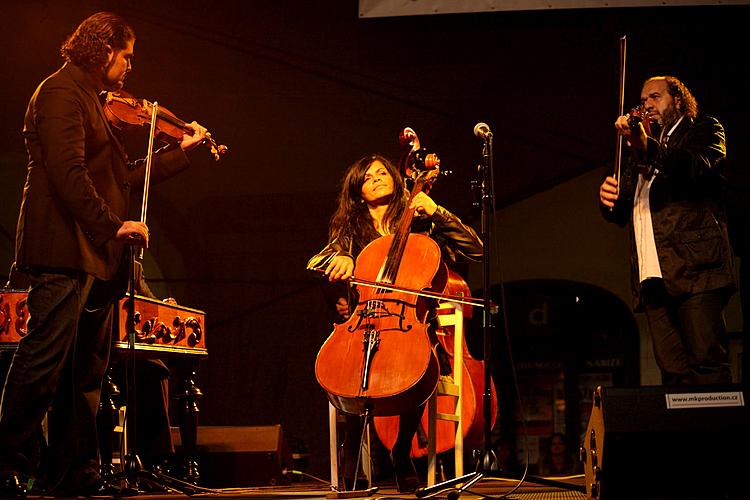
<box><xmin>613</xmin><ymin>35</ymin><xmax>627</xmax><ymax>188</ymax></box>
<box><xmin>138</xmin><ymin>100</ymin><xmax>159</xmax><ymax>260</ymax></box>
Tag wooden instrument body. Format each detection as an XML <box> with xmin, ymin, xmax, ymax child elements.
<box><xmin>314</xmin><ymin>233</ymin><xmax>442</xmax><ymax>416</ymax></box>
<box><xmin>0</xmin><ymin>290</ymin><xmax>28</xmax><ymax>347</ymax></box>
<box><xmin>373</xmin><ymin>271</ymin><xmax>498</xmax><ymax>457</ymax></box>
<box><xmin>0</xmin><ymin>290</ymin><xmax>207</xmax><ymax>359</ymax></box>
<box><xmin>114</xmin><ymin>293</ymin><xmax>207</xmax><ymax>358</ymax></box>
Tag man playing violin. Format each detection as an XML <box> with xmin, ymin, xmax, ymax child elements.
<box><xmin>598</xmin><ymin>76</ymin><xmax>735</xmax><ymax>386</ymax></box>
<box><xmin>0</xmin><ymin>12</ymin><xmax>207</xmax><ymax>497</ymax></box>
<box><xmin>308</xmin><ymin>154</ymin><xmax>482</xmax><ymax>492</ymax></box>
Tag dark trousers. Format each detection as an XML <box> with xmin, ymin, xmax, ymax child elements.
<box><xmin>0</xmin><ymin>269</ymin><xmax>119</xmax><ymax>488</ymax></box>
<box><xmin>641</xmin><ymin>279</ymin><xmax>732</xmax><ymax>385</ymax></box>
<box><xmin>340</xmin><ymin>405</ymin><xmax>424</xmax><ymax>481</ymax></box>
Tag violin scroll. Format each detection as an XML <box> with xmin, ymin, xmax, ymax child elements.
<box><xmin>203</xmin><ymin>132</ymin><xmax>228</xmax><ymax>161</ymax></box>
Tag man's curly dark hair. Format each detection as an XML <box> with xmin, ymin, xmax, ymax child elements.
<box><xmin>60</xmin><ymin>12</ymin><xmax>134</xmax><ymax>72</ymax></box>
<box><xmin>646</xmin><ymin>75</ymin><xmax>699</xmax><ymax>119</ymax></box>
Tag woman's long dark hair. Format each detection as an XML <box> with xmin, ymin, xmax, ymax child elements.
<box><xmin>328</xmin><ymin>154</ymin><xmax>408</xmax><ymax>254</ymax></box>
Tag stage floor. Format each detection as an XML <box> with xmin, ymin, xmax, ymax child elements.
<box><xmin>30</xmin><ymin>476</ymin><xmax>588</xmax><ymax>500</ymax></box>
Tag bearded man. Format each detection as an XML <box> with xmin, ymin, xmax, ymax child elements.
<box><xmin>599</xmin><ymin>75</ymin><xmax>735</xmax><ymax>386</ymax></box>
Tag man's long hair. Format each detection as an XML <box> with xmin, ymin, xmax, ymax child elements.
<box><xmin>60</xmin><ymin>12</ymin><xmax>134</xmax><ymax>71</ymax></box>
<box><xmin>647</xmin><ymin>75</ymin><xmax>699</xmax><ymax>119</ymax></box>
<box><xmin>328</xmin><ymin>154</ymin><xmax>408</xmax><ymax>255</ymax></box>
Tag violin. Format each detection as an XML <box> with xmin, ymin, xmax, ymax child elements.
<box><xmin>104</xmin><ymin>89</ymin><xmax>228</xmax><ymax>161</ymax></box>
<box><xmin>626</xmin><ymin>104</ymin><xmax>652</xmax><ymax>137</ymax></box>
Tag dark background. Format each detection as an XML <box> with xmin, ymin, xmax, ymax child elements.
<box><xmin>1</xmin><ymin>0</ymin><xmax>748</xmax><ymax>476</ymax></box>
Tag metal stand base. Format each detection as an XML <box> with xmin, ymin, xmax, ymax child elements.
<box><xmin>416</xmin><ymin>469</ymin><xmax>585</xmax><ymax>498</ymax></box>
<box><xmin>326</xmin><ymin>486</ymin><xmax>380</xmax><ymax>499</ymax></box>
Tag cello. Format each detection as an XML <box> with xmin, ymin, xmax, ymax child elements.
<box><xmin>373</xmin><ymin>129</ymin><xmax>497</xmax><ymax>459</ymax></box>
<box><xmin>314</xmin><ymin>148</ymin><xmax>444</xmax><ymax>417</ymax></box>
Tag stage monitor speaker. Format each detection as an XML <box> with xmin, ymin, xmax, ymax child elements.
<box><xmin>581</xmin><ymin>385</ymin><xmax>749</xmax><ymax>500</ymax></box>
<box><xmin>172</xmin><ymin>424</ymin><xmax>293</xmax><ymax>487</ymax></box>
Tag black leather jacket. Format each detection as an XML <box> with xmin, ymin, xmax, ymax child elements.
<box><xmin>307</xmin><ymin>205</ymin><xmax>483</xmax><ymax>273</ymax></box>
<box><xmin>601</xmin><ymin>115</ymin><xmax>735</xmax><ymax>304</ymax></box>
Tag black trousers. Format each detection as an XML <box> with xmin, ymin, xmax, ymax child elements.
<box><xmin>641</xmin><ymin>279</ymin><xmax>732</xmax><ymax>385</ymax></box>
<box><xmin>0</xmin><ymin>269</ymin><xmax>120</xmax><ymax>489</ymax></box>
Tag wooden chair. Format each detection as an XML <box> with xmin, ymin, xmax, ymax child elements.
<box><xmin>426</xmin><ymin>299</ymin><xmax>466</xmax><ymax>486</ymax></box>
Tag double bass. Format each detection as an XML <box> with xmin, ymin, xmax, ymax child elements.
<box><xmin>373</xmin><ymin>129</ymin><xmax>497</xmax><ymax>458</ymax></box>
<box><xmin>314</xmin><ymin>144</ymin><xmax>444</xmax><ymax>417</ymax></box>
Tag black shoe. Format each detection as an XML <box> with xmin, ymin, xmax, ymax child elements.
<box><xmin>342</xmin><ymin>474</ymin><xmax>370</xmax><ymax>491</ymax></box>
<box><xmin>0</xmin><ymin>472</ymin><xmax>26</xmax><ymax>499</ymax></box>
<box><xmin>390</xmin><ymin>451</ymin><xmax>419</xmax><ymax>493</ymax></box>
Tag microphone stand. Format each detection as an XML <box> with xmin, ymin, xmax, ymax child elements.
<box><xmin>479</xmin><ymin>130</ymin><xmax>495</xmax><ymax>474</ymax></box>
<box><xmin>108</xmin><ymin>101</ymin><xmax>204</xmax><ymax>496</ymax></box>
<box><xmin>415</xmin><ymin>127</ymin><xmax>584</xmax><ymax>499</ymax></box>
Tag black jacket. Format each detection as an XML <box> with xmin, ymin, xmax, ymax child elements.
<box><xmin>307</xmin><ymin>205</ymin><xmax>483</xmax><ymax>273</ymax></box>
<box><xmin>15</xmin><ymin>63</ymin><xmax>189</xmax><ymax>281</ymax></box>
<box><xmin>602</xmin><ymin>115</ymin><xmax>736</xmax><ymax>305</ymax></box>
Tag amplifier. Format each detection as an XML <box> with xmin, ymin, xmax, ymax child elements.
<box><xmin>172</xmin><ymin>424</ymin><xmax>293</xmax><ymax>487</ymax></box>
<box><xmin>581</xmin><ymin>385</ymin><xmax>749</xmax><ymax>500</ymax></box>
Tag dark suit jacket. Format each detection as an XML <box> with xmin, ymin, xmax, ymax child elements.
<box><xmin>15</xmin><ymin>62</ymin><xmax>189</xmax><ymax>281</ymax></box>
<box><xmin>603</xmin><ymin>115</ymin><xmax>736</xmax><ymax>306</ymax></box>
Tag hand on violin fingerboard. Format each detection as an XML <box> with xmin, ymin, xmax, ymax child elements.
<box><xmin>615</xmin><ymin>114</ymin><xmax>647</xmax><ymax>152</ymax></box>
<box><xmin>180</xmin><ymin>121</ymin><xmax>208</xmax><ymax>152</ymax></box>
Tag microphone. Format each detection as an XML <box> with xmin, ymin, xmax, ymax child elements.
<box><xmin>473</xmin><ymin>122</ymin><xmax>492</xmax><ymax>140</ymax></box>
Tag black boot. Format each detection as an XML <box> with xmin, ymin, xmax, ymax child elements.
<box><xmin>390</xmin><ymin>448</ymin><xmax>419</xmax><ymax>493</ymax></box>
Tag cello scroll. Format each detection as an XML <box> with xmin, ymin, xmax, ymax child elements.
<box><xmin>398</xmin><ymin>127</ymin><xmax>447</xmax><ymax>194</ymax></box>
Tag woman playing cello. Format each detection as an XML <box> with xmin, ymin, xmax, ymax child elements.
<box><xmin>307</xmin><ymin>153</ymin><xmax>482</xmax><ymax>492</ymax></box>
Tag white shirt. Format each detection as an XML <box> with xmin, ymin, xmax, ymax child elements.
<box><xmin>633</xmin><ymin>174</ymin><xmax>661</xmax><ymax>282</ymax></box>
<box><xmin>632</xmin><ymin>116</ymin><xmax>684</xmax><ymax>283</ymax></box>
